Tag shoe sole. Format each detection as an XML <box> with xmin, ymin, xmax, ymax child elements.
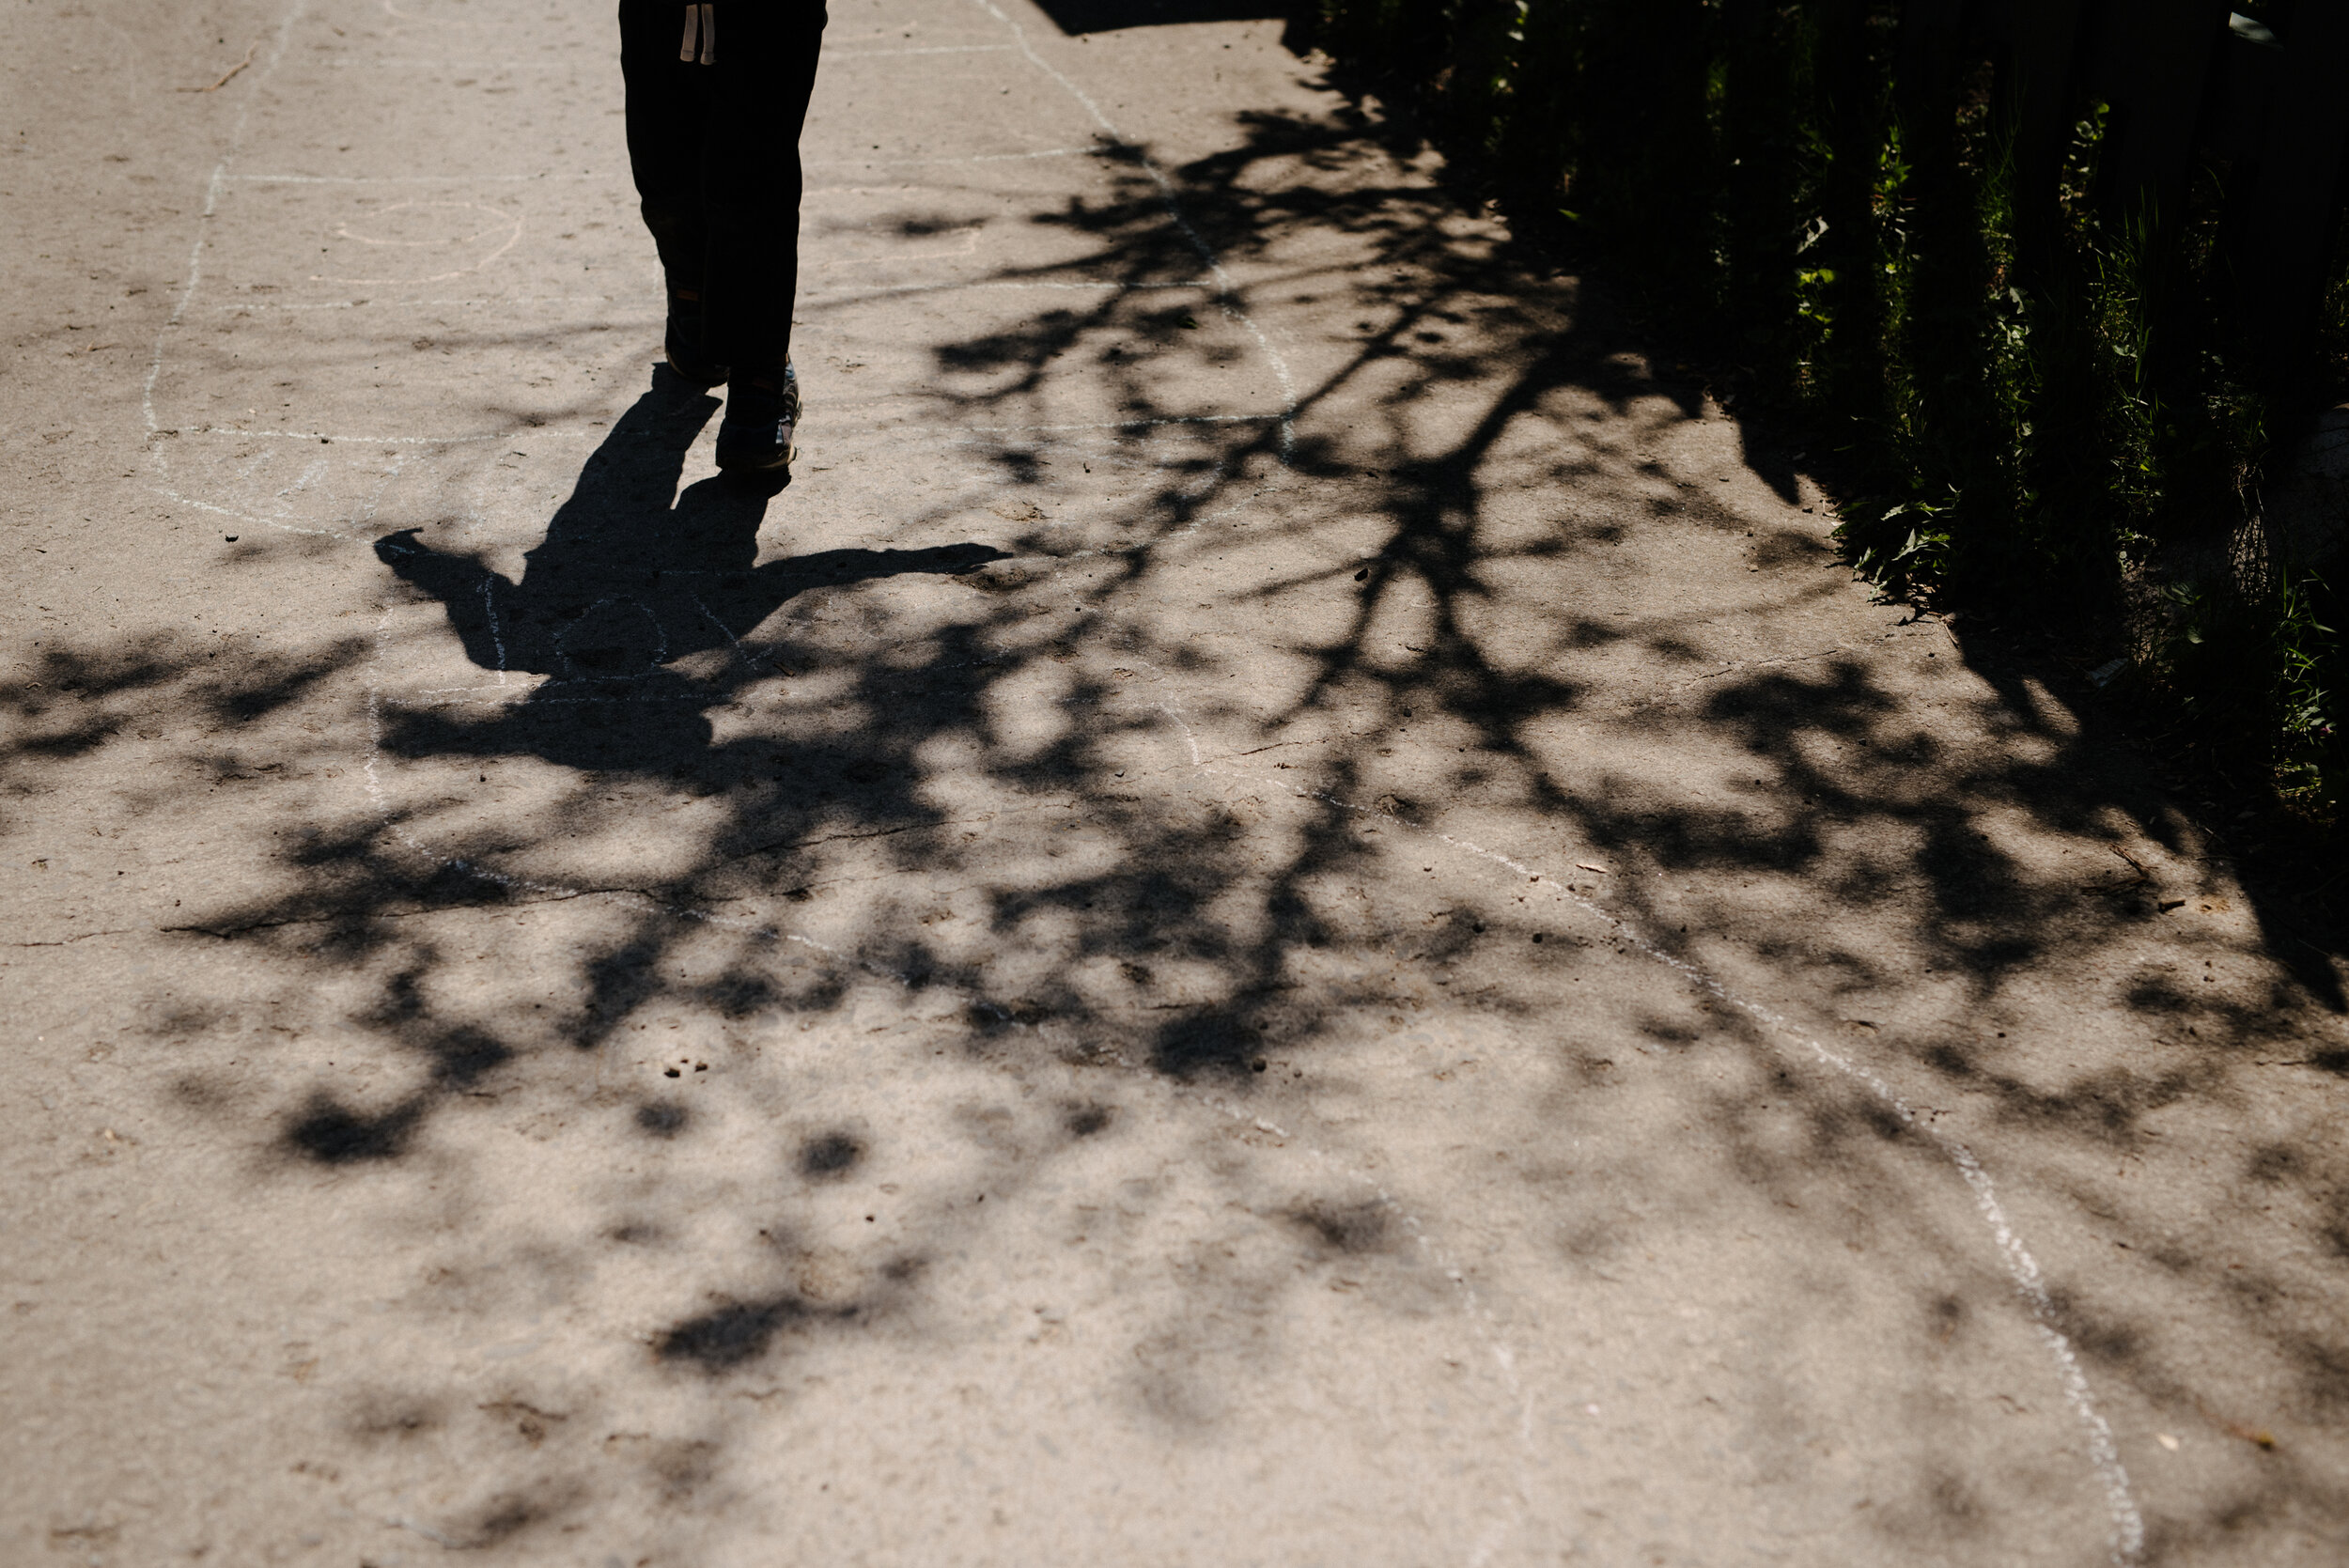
<box><xmin>716</xmin><ymin>442</ymin><xmax>797</xmax><ymax>474</ymax></box>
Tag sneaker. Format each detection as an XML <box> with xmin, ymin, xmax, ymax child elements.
<box><xmin>663</xmin><ymin>289</ymin><xmax>727</xmax><ymax>389</ymax></box>
<box><xmin>716</xmin><ymin>360</ymin><xmax>800</xmax><ymax>474</ymax></box>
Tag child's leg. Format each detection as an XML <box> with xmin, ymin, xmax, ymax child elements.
<box><xmin>619</xmin><ymin>1</ymin><xmax>719</xmax><ymax>376</ymax></box>
<box><xmin>701</xmin><ymin>3</ymin><xmax>827</xmax><ymax>381</ymax></box>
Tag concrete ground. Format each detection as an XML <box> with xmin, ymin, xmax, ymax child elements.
<box><xmin>4</xmin><ymin>2</ymin><xmax>2346</xmax><ymax>1564</ymax></box>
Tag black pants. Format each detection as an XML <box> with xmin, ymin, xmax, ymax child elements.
<box><xmin>619</xmin><ymin>1</ymin><xmax>827</xmax><ymax>378</ymax></box>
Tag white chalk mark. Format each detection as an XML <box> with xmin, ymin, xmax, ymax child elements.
<box><xmin>281</xmin><ymin>457</ymin><xmax>331</xmax><ymax>495</ymax></box>
<box><xmin>163</xmin><ymin>427</ymin><xmax>504</xmax><ymax>445</ymax></box>
<box><xmin>347</xmin><ymin>447</ymin><xmax>412</xmax><ymax>536</ymax></box>
<box><xmin>142</xmin><ymin>159</ymin><xmax>228</xmax><ymax>440</ymax></box>
<box><xmin>552</xmin><ymin>597</ymin><xmax>667</xmax><ymax>670</ymax></box>
<box><xmin>314</xmin><ymin>200</ymin><xmax>523</xmax><ymax>285</ymax></box>
<box><xmin>388</xmin><ymin>1517</ymin><xmax>463</xmax><ymax>1549</ymax></box>
<box><xmin>1147</xmin><ymin>681</ymin><xmax>2143</xmax><ymax>1558</ymax></box>
<box><xmin>970</xmin><ymin>0</ymin><xmax>1299</xmax><ymax>459</ymax></box>
<box><xmin>150</xmin><ymin>483</ymin><xmax>349</xmax><ymax>540</ymax></box>
<box><xmin>141</xmin><ymin>0</ymin><xmax>315</xmax><ymax>547</ymax></box>
<box><xmin>1204</xmin><ymin>765</ymin><xmax>2150</xmax><ymax>1566</ymax></box>
<box><xmin>333</xmin><ymin>202</ymin><xmax>516</xmax><ymax>249</ymax></box>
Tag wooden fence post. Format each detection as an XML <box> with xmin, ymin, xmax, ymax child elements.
<box><xmin>2232</xmin><ymin>2</ymin><xmax>2349</xmax><ymax>386</ymax></box>
<box><xmin>1973</xmin><ymin>0</ymin><xmax>2090</xmax><ymax>282</ymax></box>
<box><xmin>2080</xmin><ymin>0</ymin><xmax>2232</xmax><ymax>231</ymax></box>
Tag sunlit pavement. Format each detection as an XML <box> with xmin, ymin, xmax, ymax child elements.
<box><xmin>4</xmin><ymin>4</ymin><xmax>2345</xmax><ymax>1564</ymax></box>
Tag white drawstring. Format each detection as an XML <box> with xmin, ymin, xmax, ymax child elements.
<box><xmin>678</xmin><ymin>3</ymin><xmax>714</xmax><ymax>65</ymax></box>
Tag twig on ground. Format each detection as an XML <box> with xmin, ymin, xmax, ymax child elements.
<box><xmin>179</xmin><ymin>40</ymin><xmax>257</xmax><ymax>93</ymax></box>
<box><xmin>2201</xmin><ymin>1406</ymin><xmax>2278</xmax><ymax>1450</ymax></box>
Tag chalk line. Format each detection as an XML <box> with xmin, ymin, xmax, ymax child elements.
<box><xmin>968</xmin><ymin>0</ymin><xmax>1298</xmax><ymax>460</ymax></box>
<box><xmin>1153</xmin><ymin>706</ymin><xmax>2146</xmax><ymax>1566</ymax></box>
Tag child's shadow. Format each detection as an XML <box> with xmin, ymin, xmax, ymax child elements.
<box><xmin>375</xmin><ymin>365</ymin><xmax>1004</xmax><ymax>773</ymax></box>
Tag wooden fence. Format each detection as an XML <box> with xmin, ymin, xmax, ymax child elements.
<box><xmin>1895</xmin><ymin>0</ymin><xmax>2349</xmax><ymax>383</ymax></box>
